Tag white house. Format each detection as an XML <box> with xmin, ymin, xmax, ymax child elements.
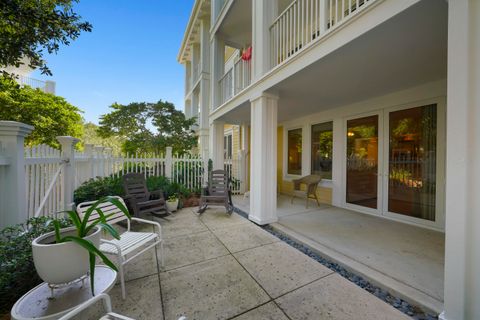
<box><xmin>178</xmin><ymin>0</ymin><xmax>480</xmax><ymax>319</ymax></box>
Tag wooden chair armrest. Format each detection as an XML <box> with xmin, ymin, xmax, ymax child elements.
<box><xmin>150</xmin><ymin>190</ymin><xmax>164</xmax><ymax>200</ymax></box>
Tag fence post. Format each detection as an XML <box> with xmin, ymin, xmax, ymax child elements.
<box><xmin>104</xmin><ymin>148</ymin><xmax>112</xmax><ymax>176</ymax></box>
<box><xmin>57</xmin><ymin>136</ymin><xmax>79</xmax><ymax>211</ymax></box>
<box><xmin>94</xmin><ymin>146</ymin><xmax>105</xmax><ymax>177</ymax></box>
<box><xmin>165</xmin><ymin>147</ymin><xmax>173</xmax><ymax>179</ymax></box>
<box><xmin>84</xmin><ymin>144</ymin><xmax>94</xmax><ymax>180</ymax></box>
<box><xmin>0</xmin><ymin>121</ymin><xmax>33</xmax><ymax>228</ymax></box>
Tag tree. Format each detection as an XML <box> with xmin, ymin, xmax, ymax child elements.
<box><xmin>0</xmin><ymin>76</ymin><xmax>83</xmax><ymax>147</ymax></box>
<box><xmin>80</xmin><ymin>122</ymin><xmax>124</xmax><ymax>155</ymax></box>
<box><xmin>0</xmin><ymin>0</ymin><xmax>92</xmax><ymax>76</ymax></box>
<box><xmin>98</xmin><ymin>101</ymin><xmax>197</xmax><ymax>155</ymax></box>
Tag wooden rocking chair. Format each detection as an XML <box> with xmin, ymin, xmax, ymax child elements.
<box><xmin>122</xmin><ymin>173</ymin><xmax>169</xmax><ymax>217</ymax></box>
<box><xmin>198</xmin><ymin>169</ymin><xmax>233</xmax><ymax>214</ymax></box>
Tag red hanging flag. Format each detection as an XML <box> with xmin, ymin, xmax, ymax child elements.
<box><xmin>241</xmin><ymin>46</ymin><xmax>252</xmax><ymax>61</ymax></box>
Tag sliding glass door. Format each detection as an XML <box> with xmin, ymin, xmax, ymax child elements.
<box><xmin>344</xmin><ymin>103</ymin><xmax>441</xmax><ymax>226</ymax></box>
<box><xmin>386</xmin><ymin>104</ymin><xmax>437</xmax><ymax>221</ymax></box>
<box><xmin>346</xmin><ymin>115</ymin><xmax>379</xmax><ymax>210</ymax></box>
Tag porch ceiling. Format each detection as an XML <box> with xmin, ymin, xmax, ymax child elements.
<box><xmin>217</xmin><ymin>0</ymin><xmax>252</xmax><ymax>48</ymax></box>
<box><xmin>273</xmin><ymin>0</ymin><xmax>448</xmax><ymax>122</ymax></box>
<box><xmin>217</xmin><ymin>0</ymin><xmax>447</xmax><ymax>125</ymax></box>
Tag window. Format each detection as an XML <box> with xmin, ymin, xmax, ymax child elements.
<box><xmin>287</xmin><ymin>128</ymin><xmax>302</xmax><ymax>175</ymax></box>
<box><xmin>224</xmin><ymin>133</ymin><xmax>232</xmax><ymax>159</ymax></box>
<box><xmin>311</xmin><ymin>122</ymin><xmax>333</xmax><ymax>179</ymax></box>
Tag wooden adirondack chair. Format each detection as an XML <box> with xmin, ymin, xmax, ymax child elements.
<box><xmin>198</xmin><ymin>169</ymin><xmax>233</xmax><ymax>214</ymax></box>
<box><xmin>122</xmin><ymin>173</ymin><xmax>169</xmax><ymax>217</ymax></box>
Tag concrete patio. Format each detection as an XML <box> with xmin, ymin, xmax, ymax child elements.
<box><xmin>233</xmin><ymin>195</ymin><xmax>445</xmax><ymax>314</ymax></box>
<box><xmin>93</xmin><ymin>207</ymin><xmax>411</xmax><ymax>320</ymax></box>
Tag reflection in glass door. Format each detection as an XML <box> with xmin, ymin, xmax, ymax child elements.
<box><xmin>346</xmin><ymin>115</ymin><xmax>379</xmax><ymax>209</ymax></box>
<box><xmin>388</xmin><ymin>105</ymin><xmax>437</xmax><ymax>221</ymax></box>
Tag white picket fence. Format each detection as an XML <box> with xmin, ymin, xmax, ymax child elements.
<box><xmin>21</xmin><ymin>142</ymin><xmax>245</xmax><ymax>220</ymax></box>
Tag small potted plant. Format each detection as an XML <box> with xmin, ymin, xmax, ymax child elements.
<box><xmin>31</xmin><ymin>196</ymin><xmax>130</xmax><ymax>294</ymax></box>
<box><xmin>166</xmin><ymin>194</ymin><xmax>179</xmax><ymax>212</ymax></box>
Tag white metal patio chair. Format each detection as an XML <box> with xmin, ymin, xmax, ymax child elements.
<box><xmin>77</xmin><ymin>196</ymin><xmax>164</xmax><ymax>300</ymax></box>
<box><xmin>58</xmin><ymin>293</ymin><xmax>134</xmax><ymax>320</ymax></box>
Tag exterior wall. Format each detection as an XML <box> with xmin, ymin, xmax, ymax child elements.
<box><xmin>277</xmin><ymin>125</ymin><xmax>333</xmax><ymax>204</ymax></box>
<box><xmin>278</xmin><ymin>78</ymin><xmax>446</xmax><ymax>230</ymax></box>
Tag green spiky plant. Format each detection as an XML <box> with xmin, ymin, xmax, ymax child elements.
<box><xmin>51</xmin><ymin>196</ymin><xmax>131</xmax><ymax>295</ymax></box>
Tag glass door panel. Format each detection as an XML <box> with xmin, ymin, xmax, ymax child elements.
<box><xmin>388</xmin><ymin>104</ymin><xmax>437</xmax><ymax>221</ymax></box>
<box><xmin>346</xmin><ymin>115</ymin><xmax>379</xmax><ymax>209</ymax></box>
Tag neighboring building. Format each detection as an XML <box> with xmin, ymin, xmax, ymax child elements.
<box><xmin>1</xmin><ymin>61</ymin><xmax>56</xmax><ymax>94</ymax></box>
<box><xmin>178</xmin><ymin>1</ymin><xmax>480</xmax><ymax>319</ymax></box>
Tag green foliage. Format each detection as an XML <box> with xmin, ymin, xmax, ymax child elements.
<box><xmin>98</xmin><ymin>101</ymin><xmax>197</xmax><ymax>155</ymax></box>
<box><xmin>0</xmin><ymin>76</ymin><xmax>83</xmax><ymax>148</ymax></box>
<box><xmin>80</xmin><ymin>122</ymin><xmax>125</xmax><ymax>155</ymax></box>
<box><xmin>0</xmin><ymin>0</ymin><xmax>92</xmax><ymax>76</ymax></box>
<box><xmin>52</xmin><ymin>197</ymin><xmax>130</xmax><ymax>295</ymax></box>
<box><xmin>74</xmin><ymin>176</ymin><xmax>124</xmax><ymax>204</ymax></box>
<box><xmin>74</xmin><ymin>175</ymin><xmax>196</xmax><ymax>205</ymax></box>
<box><xmin>0</xmin><ymin>216</ymin><xmax>71</xmax><ymax>314</ymax></box>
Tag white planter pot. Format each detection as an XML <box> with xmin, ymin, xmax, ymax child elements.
<box><xmin>166</xmin><ymin>200</ymin><xmax>179</xmax><ymax>212</ymax></box>
<box><xmin>32</xmin><ymin>226</ymin><xmax>101</xmax><ymax>285</ymax></box>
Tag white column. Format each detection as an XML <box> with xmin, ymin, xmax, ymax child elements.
<box><xmin>192</xmin><ymin>91</ymin><xmax>199</xmax><ymax>128</ymax></box>
<box><xmin>442</xmin><ymin>1</ymin><xmax>480</xmax><ymax>320</ymax></box>
<box><xmin>209</xmin><ymin>121</ymin><xmax>225</xmax><ymax>170</ymax></box>
<box><xmin>249</xmin><ymin>93</ymin><xmax>278</xmax><ymax>225</ymax></box>
<box><xmin>185</xmin><ymin>99</ymin><xmax>192</xmax><ymax>119</ymax></box>
<box><xmin>185</xmin><ymin>61</ymin><xmax>192</xmax><ymax>94</ymax></box>
<box><xmin>57</xmin><ymin>136</ymin><xmax>79</xmax><ymax>210</ymax></box>
<box><xmin>0</xmin><ymin>121</ymin><xmax>33</xmax><ymax>228</ymax></box>
<box><xmin>200</xmin><ymin>18</ymin><xmax>211</xmax><ymax>75</ymax></box>
<box><xmin>210</xmin><ymin>35</ymin><xmax>225</xmax><ymax>110</ymax></box>
<box><xmin>252</xmin><ymin>0</ymin><xmax>278</xmax><ymax>80</ymax></box>
<box><xmin>192</xmin><ymin>43</ymin><xmax>200</xmax><ymax>82</ymax></box>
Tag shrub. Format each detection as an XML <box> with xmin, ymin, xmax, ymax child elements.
<box><xmin>74</xmin><ymin>175</ymin><xmax>197</xmax><ymax>205</ymax></box>
<box><xmin>73</xmin><ymin>176</ymin><xmax>124</xmax><ymax>204</ymax></box>
<box><xmin>0</xmin><ymin>217</ymin><xmax>71</xmax><ymax>314</ymax></box>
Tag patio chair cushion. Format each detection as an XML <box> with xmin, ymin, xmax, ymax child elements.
<box><xmin>100</xmin><ymin>231</ymin><xmax>157</xmax><ymax>256</ymax></box>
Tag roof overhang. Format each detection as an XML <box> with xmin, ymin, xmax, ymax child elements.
<box><xmin>177</xmin><ymin>0</ymin><xmax>211</xmax><ymax>64</ymax></box>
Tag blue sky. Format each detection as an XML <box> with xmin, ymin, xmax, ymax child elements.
<box><xmin>33</xmin><ymin>0</ymin><xmax>194</xmax><ymax>124</ymax></box>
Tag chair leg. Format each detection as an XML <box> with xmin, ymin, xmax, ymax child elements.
<box><xmin>291</xmin><ymin>195</ymin><xmax>295</xmax><ymax>204</ymax></box>
<box><xmin>160</xmin><ymin>241</ymin><xmax>165</xmax><ymax>268</ymax></box>
<box><xmin>306</xmin><ymin>197</ymin><xmax>309</xmax><ymax>209</ymax></box>
<box><xmin>117</xmin><ymin>255</ymin><xmax>126</xmax><ymax>300</ymax></box>
<box><xmin>316</xmin><ymin>195</ymin><xmax>321</xmax><ymax>206</ymax></box>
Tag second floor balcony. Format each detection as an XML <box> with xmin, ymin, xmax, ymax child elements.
<box><xmin>17</xmin><ymin>75</ymin><xmax>56</xmax><ymax>94</ymax></box>
<box><xmin>218</xmin><ymin>55</ymin><xmax>252</xmax><ymax>106</ymax></box>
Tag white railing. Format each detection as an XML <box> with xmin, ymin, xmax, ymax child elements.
<box><xmin>24</xmin><ymin>145</ymin><xmax>65</xmax><ymax>218</ymax></box>
<box><xmin>16</xmin><ymin>75</ymin><xmax>56</xmax><ymax>94</ymax></box>
<box><xmin>218</xmin><ymin>57</ymin><xmax>252</xmax><ymax>106</ymax></box>
<box><xmin>219</xmin><ymin>68</ymin><xmax>234</xmax><ymax>105</ymax></box>
<box><xmin>270</xmin><ymin>0</ymin><xmax>374</xmax><ymax>67</ymax></box>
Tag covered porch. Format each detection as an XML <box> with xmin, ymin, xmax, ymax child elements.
<box><xmin>233</xmin><ymin>194</ymin><xmax>445</xmax><ymax>314</ymax></box>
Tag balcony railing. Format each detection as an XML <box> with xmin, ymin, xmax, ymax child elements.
<box><xmin>270</xmin><ymin>0</ymin><xmax>374</xmax><ymax>68</ymax></box>
<box><xmin>218</xmin><ymin>57</ymin><xmax>252</xmax><ymax>106</ymax></box>
<box><xmin>17</xmin><ymin>75</ymin><xmax>55</xmax><ymax>94</ymax></box>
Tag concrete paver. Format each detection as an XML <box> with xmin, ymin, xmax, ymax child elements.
<box><xmin>234</xmin><ymin>241</ymin><xmax>334</xmax><ymax>298</ymax></box>
<box><xmin>160</xmin><ymin>255</ymin><xmax>269</xmax><ymax>320</ymax></box>
<box><xmin>159</xmin><ymin>230</ymin><xmax>229</xmax><ymax>271</ymax></box>
<box><xmin>105</xmin><ymin>208</ymin><xmax>414</xmax><ymax>320</ymax></box>
<box><xmin>211</xmin><ymin>222</ymin><xmax>279</xmax><ymax>253</ymax></box>
<box><xmin>276</xmin><ymin>273</ymin><xmax>411</xmax><ymax>320</ymax></box>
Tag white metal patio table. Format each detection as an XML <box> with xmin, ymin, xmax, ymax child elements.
<box><xmin>11</xmin><ymin>266</ymin><xmax>117</xmax><ymax>320</ymax></box>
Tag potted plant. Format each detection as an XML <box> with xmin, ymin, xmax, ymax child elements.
<box><xmin>166</xmin><ymin>194</ymin><xmax>179</xmax><ymax>212</ymax></box>
<box><xmin>31</xmin><ymin>196</ymin><xmax>130</xmax><ymax>294</ymax></box>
